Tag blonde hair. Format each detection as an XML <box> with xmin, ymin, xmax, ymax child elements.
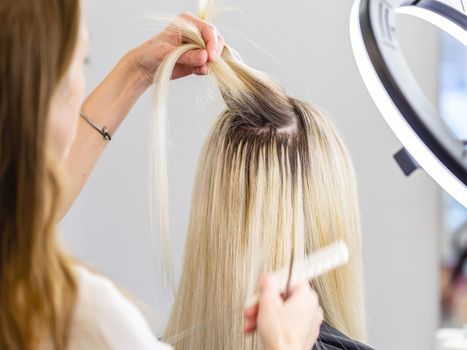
<box><xmin>150</xmin><ymin>1</ymin><xmax>366</xmax><ymax>348</ymax></box>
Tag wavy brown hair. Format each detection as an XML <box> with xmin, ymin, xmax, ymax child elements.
<box><xmin>0</xmin><ymin>0</ymin><xmax>80</xmax><ymax>348</ymax></box>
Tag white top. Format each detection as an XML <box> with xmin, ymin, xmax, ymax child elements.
<box><xmin>66</xmin><ymin>266</ymin><xmax>172</xmax><ymax>350</ymax></box>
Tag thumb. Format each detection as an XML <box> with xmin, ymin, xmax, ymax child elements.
<box><xmin>178</xmin><ymin>48</ymin><xmax>209</xmax><ymax>67</ymax></box>
<box><xmin>259</xmin><ymin>273</ymin><xmax>282</xmax><ymax>302</ymax></box>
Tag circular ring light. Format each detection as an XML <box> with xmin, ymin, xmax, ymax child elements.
<box><xmin>350</xmin><ymin>0</ymin><xmax>467</xmax><ymax>208</ymax></box>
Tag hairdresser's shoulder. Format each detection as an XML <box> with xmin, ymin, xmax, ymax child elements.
<box><xmin>314</xmin><ymin>323</ymin><xmax>375</xmax><ymax>350</ymax></box>
<box><xmin>67</xmin><ymin>265</ymin><xmax>172</xmax><ymax>350</ymax></box>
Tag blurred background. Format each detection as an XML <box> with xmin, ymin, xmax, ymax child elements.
<box><xmin>61</xmin><ymin>0</ymin><xmax>467</xmax><ymax>349</ymax></box>
<box><xmin>439</xmin><ymin>33</ymin><xmax>467</xmax><ymax>329</ymax></box>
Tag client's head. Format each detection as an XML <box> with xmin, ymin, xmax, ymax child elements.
<box><xmin>151</xmin><ymin>4</ymin><xmax>365</xmax><ymax>349</ymax></box>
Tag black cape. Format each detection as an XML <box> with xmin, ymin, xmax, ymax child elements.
<box><xmin>313</xmin><ymin>323</ymin><xmax>374</xmax><ymax>350</ymax></box>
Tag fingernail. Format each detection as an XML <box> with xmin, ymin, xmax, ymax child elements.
<box><xmin>212</xmin><ymin>50</ymin><xmax>217</xmax><ymax>61</ymax></box>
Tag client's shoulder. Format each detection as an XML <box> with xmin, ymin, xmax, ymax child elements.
<box><xmin>314</xmin><ymin>323</ymin><xmax>375</xmax><ymax>350</ymax></box>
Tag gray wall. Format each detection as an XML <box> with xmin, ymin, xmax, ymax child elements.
<box><xmin>62</xmin><ymin>1</ymin><xmax>441</xmax><ymax>348</ymax></box>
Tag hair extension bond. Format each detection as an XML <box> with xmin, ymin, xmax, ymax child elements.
<box><xmin>149</xmin><ymin>0</ymin><xmax>367</xmax><ymax>348</ymax></box>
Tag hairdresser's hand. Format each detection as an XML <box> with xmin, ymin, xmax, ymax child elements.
<box><xmin>61</xmin><ymin>13</ymin><xmax>224</xmax><ymax>218</ymax></box>
<box><xmin>244</xmin><ymin>274</ymin><xmax>323</xmax><ymax>350</ymax></box>
<box><xmin>128</xmin><ymin>12</ymin><xmax>225</xmax><ymax>85</ymax></box>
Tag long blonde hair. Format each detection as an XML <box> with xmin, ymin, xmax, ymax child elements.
<box><xmin>151</xmin><ymin>1</ymin><xmax>366</xmax><ymax>348</ymax></box>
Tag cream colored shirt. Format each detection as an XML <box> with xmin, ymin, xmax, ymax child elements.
<box><xmin>66</xmin><ymin>266</ymin><xmax>172</xmax><ymax>350</ymax></box>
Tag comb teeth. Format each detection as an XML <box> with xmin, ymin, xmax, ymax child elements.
<box><xmin>245</xmin><ymin>241</ymin><xmax>349</xmax><ymax>308</ymax></box>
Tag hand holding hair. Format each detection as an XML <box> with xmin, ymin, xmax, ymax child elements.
<box><xmin>129</xmin><ymin>11</ymin><xmax>225</xmax><ymax>83</ymax></box>
<box><xmin>61</xmin><ymin>11</ymin><xmax>224</xmax><ymax>218</ymax></box>
<box><xmin>243</xmin><ymin>274</ymin><xmax>323</xmax><ymax>350</ymax></box>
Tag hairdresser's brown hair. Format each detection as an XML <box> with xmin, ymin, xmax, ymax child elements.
<box><xmin>0</xmin><ymin>0</ymin><xmax>80</xmax><ymax>348</ymax></box>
